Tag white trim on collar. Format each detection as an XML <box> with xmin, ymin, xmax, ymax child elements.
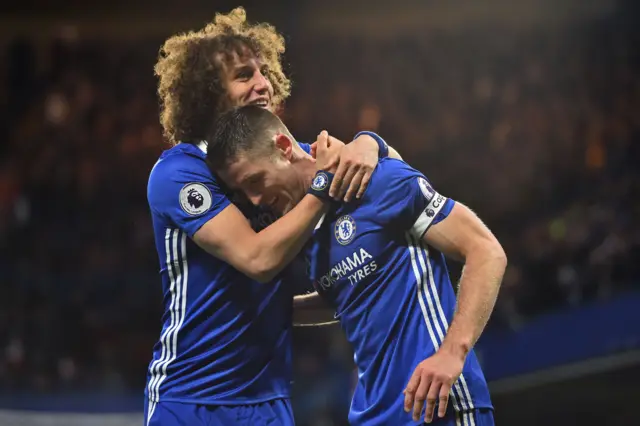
<box><xmin>196</xmin><ymin>140</ymin><xmax>208</xmax><ymax>153</ymax></box>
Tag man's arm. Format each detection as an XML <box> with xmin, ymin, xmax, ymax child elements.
<box><xmin>404</xmin><ymin>202</ymin><xmax>506</xmax><ymax>422</ymax></box>
<box><xmin>358</xmin><ymin>158</ymin><xmax>504</xmax><ymax>422</ymax></box>
<box><xmin>423</xmin><ymin>203</ymin><xmax>507</xmax><ymax>358</ymax></box>
<box><xmin>352</xmin><ymin>133</ymin><xmax>403</xmax><ymax>160</ymax></box>
<box><xmin>292</xmin><ymin>292</ymin><xmax>338</xmax><ymax>326</ymax></box>
<box><xmin>193</xmin><ymin>196</ymin><xmax>327</xmax><ymax>283</ymax></box>
<box><xmin>327</xmin><ymin>132</ymin><xmax>404</xmax><ymax>201</ymax></box>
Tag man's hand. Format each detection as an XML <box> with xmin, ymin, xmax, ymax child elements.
<box><xmin>403</xmin><ymin>350</ymin><xmax>465</xmax><ymax>423</ymax></box>
<box><xmin>331</xmin><ymin>134</ymin><xmax>378</xmax><ymax>201</ymax></box>
<box><xmin>311</xmin><ymin>133</ymin><xmax>378</xmax><ymax>201</ymax></box>
<box><xmin>314</xmin><ymin>131</ymin><xmax>344</xmax><ymax>174</ymax></box>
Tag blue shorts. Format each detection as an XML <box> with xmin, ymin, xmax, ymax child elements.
<box><xmin>144</xmin><ymin>398</ymin><xmax>294</xmax><ymax>426</ymax></box>
<box><xmin>435</xmin><ymin>408</ymin><xmax>494</xmax><ymax>426</ymax></box>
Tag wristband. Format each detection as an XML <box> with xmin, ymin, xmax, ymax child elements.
<box><xmin>308</xmin><ymin>170</ymin><xmax>335</xmax><ymax>201</ymax></box>
<box><xmin>354</xmin><ymin>131</ymin><xmax>389</xmax><ymax>159</ymax></box>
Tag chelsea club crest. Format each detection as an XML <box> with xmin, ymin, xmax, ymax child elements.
<box><xmin>312</xmin><ymin>172</ymin><xmax>329</xmax><ymax>191</ymax></box>
<box><xmin>335</xmin><ymin>215</ymin><xmax>356</xmax><ymax>245</ymax></box>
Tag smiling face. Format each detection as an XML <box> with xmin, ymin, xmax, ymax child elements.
<box><xmin>219</xmin><ymin>48</ymin><xmax>275</xmax><ymax>112</ymax></box>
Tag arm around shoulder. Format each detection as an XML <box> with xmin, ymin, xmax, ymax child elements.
<box><xmin>193</xmin><ymin>195</ymin><xmax>327</xmax><ymax>283</ymax></box>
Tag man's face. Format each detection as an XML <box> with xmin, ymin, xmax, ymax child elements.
<box><xmin>217</xmin><ymin>137</ymin><xmax>304</xmax><ymax>215</ymax></box>
<box><xmin>220</xmin><ymin>49</ymin><xmax>275</xmax><ymax>112</ymax></box>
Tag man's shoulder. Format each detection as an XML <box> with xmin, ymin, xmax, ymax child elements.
<box><xmin>365</xmin><ymin>158</ymin><xmax>420</xmax><ymax>197</ymax></box>
<box><xmin>147</xmin><ymin>144</ymin><xmax>226</xmax><ymax>213</ymax></box>
<box><xmin>149</xmin><ymin>144</ymin><xmax>213</xmax><ymax>183</ymax></box>
<box><xmin>376</xmin><ymin>157</ymin><xmax>419</xmax><ymax>176</ymax></box>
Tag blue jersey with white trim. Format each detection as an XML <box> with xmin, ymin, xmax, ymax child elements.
<box><xmin>310</xmin><ymin>157</ymin><xmax>492</xmax><ymax>425</ymax></box>
<box><xmin>145</xmin><ymin>141</ymin><xmax>311</xmax><ymax>405</ymax></box>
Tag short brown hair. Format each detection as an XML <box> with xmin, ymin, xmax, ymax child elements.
<box><xmin>155</xmin><ymin>7</ymin><xmax>291</xmax><ymax>145</ymax></box>
<box><xmin>206</xmin><ymin>105</ymin><xmax>287</xmax><ymax>171</ymax></box>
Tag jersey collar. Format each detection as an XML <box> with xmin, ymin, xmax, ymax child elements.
<box><xmin>196</xmin><ymin>140</ymin><xmax>208</xmax><ymax>153</ymax></box>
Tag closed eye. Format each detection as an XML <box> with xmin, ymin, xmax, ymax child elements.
<box><xmin>242</xmin><ymin>173</ymin><xmax>263</xmax><ymax>190</ymax></box>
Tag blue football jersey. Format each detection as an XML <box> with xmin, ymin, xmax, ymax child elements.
<box><xmin>145</xmin><ymin>141</ymin><xmax>311</xmax><ymax>407</ymax></box>
<box><xmin>310</xmin><ymin>157</ymin><xmax>492</xmax><ymax>425</ymax></box>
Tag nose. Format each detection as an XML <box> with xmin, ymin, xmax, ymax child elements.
<box><xmin>252</xmin><ymin>70</ymin><xmax>269</xmax><ymax>93</ymax></box>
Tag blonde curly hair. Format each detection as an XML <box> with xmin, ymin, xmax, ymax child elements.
<box><xmin>155</xmin><ymin>7</ymin><xmax>291</xmax><ymax>145</ymax></box>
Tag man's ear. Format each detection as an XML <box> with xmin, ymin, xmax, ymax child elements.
<box><xmin>274</xmin><ymin>133</ymin><xmax>294</xmax><ymax>160</ymax></box>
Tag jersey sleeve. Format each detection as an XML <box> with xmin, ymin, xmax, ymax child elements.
<box><xmin>147</xmin><ymin>154</ymin><xmax>231</xmax><ymax>237</ymax></box>
<box><xmin>298</xmin><ymin>142</ymin><xmax>311</xmax><ymax>154</ymax></box>
<box><xmin>369</xmin><ymin>158</ymin><xmax>455</xmax><ymax>239</ymax></box>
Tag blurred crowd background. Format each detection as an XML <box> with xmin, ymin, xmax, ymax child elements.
<box><xmin>0</xmin><ymin>0</ymin><xmax>638</xmax><ymax>424</ymax></box>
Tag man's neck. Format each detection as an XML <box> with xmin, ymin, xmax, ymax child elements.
<box><xmin>291</xmin><ymin>149</ymin><xmax>318</xmax><ymax>193</ymax></box>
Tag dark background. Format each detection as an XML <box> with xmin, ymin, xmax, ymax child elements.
<box><xmin>0</xmin><ymin>0</ymin><xmax>638</xmax><ymax>424</ymax></box>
